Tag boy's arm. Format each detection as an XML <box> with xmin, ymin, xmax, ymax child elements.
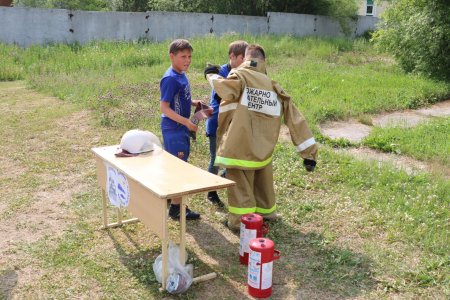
<box><xmin>205</xmin><ymin>72</ymin><xmax>243</xmax><ymax>102</ymax></box>
<box><xmin>273</xmin><ymin>81</ymin><xmax>318</xmax><ymax>169</ymax></box>
<box><xmin>205</xmin><ymin>72</ymin><xmax>244</xmax><ymax>143</ymax></box>
<box><xmin>160</xmin><ymin>101</ymin><xmax>198</xmax><ymax>132</ymax></box>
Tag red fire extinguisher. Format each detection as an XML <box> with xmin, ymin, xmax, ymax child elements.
<box><xmin>240</xmin><ymin>214</ymin><xmax>269</xmax><ymax>265</ymax></box>
<box><xmin>247</xmin><ymin>238</ymin><xmax>281</xmax><ymax>298</ymax></box>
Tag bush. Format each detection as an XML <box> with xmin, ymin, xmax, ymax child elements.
<box><xmin>372</xmin><ymin>0</ymin><xmax>450</xmax><ymax>81</ymax></box>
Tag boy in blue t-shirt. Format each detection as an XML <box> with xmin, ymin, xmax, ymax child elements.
<box><xmin>205</xmin><ymin>40</ymin><xmax>248</xmax><ymax>208</ymax></box>
<box><xmin>160</xmin><ymin>39</ymin><xmax>201</xmax><ymax>220</ymax></box>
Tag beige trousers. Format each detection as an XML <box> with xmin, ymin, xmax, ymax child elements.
<box><xmin>226</xmin><ymin>163</ymin><xmax>276</xmax><ymax>229</ymax></box>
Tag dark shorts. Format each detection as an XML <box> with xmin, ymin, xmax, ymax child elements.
<box><xmin>162</xmin><ymin>128</ymin><xmax>190</xmax><ymax>162</ymax></box>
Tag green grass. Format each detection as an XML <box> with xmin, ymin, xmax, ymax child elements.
<box><xmin>1</xmin><ymin>35</ymin><xmax>449</xmax><ymax>131</ymax></box>
<box><xmin>363</xmin><ymin>117</ymin><xmax>450</xmax><ymax>164</ymax></box>
<box><xmin>272</xmin><ymin>144</ymin><xmax>450</xmax><ymax>295</ymax></box>
<box><xmin>1</xmin><ymin>35</ymin><xmax>449</xmax><ymax>298</ymax></box>
<box><xmin>14</xmin><ymin>143</ymin><xmax>448</xmax><ymax>298</ymax></box>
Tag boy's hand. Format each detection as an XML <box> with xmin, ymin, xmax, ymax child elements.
<box><xmin>303</xmin><ymin>159</ymin><xmax>316</xmax><ymax>172</ymax></box>
<box><xmin>192</xmin><ymin>100</ymin><xmax>213</xmax><ymax>115</ymax></box>
<box><xmin>185</xmin><ymin>119</ymin><xmax>198</xmax><ymax>132</ymax></box>
<box><xmin>191</xmin><ymin>99</ymin><xmax>202</xmax><ymax>107</ymax></box>
<box><xmin>204</xmin><ymin>64</ymin><xmax>220</xmax><ymax>78</ymax></box>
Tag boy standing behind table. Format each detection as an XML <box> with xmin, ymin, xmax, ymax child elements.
<box><xmin>160</xmin><ymin>38</ymin><xmax>210</xmax><ymax>220</ymax></box>
<box><xmin>205</xmin><ymin>40</ymin><xmax>248</xmax><ymax>208</ymax></box>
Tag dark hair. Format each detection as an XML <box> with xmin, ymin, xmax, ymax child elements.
<box><xmin>228</xmin><ymin>40</ymin><xmax>248</xmax><ymax>56</ymax></box>
<box><xmin>245</xmin><ymin>44</ymin><xmax>266</xmax><ymax>60</ymax></box>
<box><xmin>169</xmin><ymin>39</ymin><xmax>193</xmax><ymax>54</ymax></box>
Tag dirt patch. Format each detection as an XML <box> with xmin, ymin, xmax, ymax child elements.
<box><xmin>336</xmin><ymin>147</ymin><xmax>428</xmax><ymax>175</ymax></box>
<box><xmin>416</xmin><ymin>99</ymin><xmax>450</xmax><ymax>117</ymax></box>
<box><xmin>0</xmin><ymin>109</ymin><xmax>93</xmax><ymax>265</ymax></box>
<box><xmin>319</xmin><ymin>121</ymin><xmax>372</xmax><ymax>143</ymax></box>
<box><xmin>372</xmin><ymin>111</ymin><xmax>428</xmax><ymax>128</ymax></box>
<box><xmin>0</xmin><ymin>269</ymin><xmax>18</xmax><ymax>300</ymax></box>
<box><xmin>0</xmin><ymin>82</ymin><xmax>118</xmax><ymax>297</ymax></box>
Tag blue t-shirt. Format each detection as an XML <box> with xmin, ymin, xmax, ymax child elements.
<box><xmin>205</xmin><ymin>63</ymin><xmax>231</xmax><ymax>136</ymax></box>
<box><xmin>160</xmin><ymin>67</ymin><xmax>192</xmax><ymax>131</ymax></box>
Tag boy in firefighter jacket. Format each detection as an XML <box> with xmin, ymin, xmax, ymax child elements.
<box><xmin>204</xmin><ymin>44</ymin><xmax>318</xmax><ymax>231</ymax></box>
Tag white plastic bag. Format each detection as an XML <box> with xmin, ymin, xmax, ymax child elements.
<box><xmin>153</xmin><ymin>241</ymin><xmax>193</xmax><ymax>294</ymax></box>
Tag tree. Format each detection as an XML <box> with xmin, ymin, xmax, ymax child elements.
<box><xmin>372</xmin><ymin>0</ymin><xmax>450</xmax><ymax>80</ymax></box>
<box><xmin>113</xmin><ymin>0</ymin><xmax>149</xmax><ymax>12</ymax></box>
<box><xmin>14</xmin><ymin>0</ymin><xmax>110</xmax><ymax>10</ymax></box>
<box><xmin>147</xmin><ymin>0</ymin><xmax>358</xmax><ymax>18</ymax></box>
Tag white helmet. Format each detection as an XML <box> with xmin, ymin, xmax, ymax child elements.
<box><xmin>118</xmin><ymin>129</ymin><xmax>161</xmax><ymax>155</ymax></box>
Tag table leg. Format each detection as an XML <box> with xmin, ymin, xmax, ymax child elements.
<box><xmin>102</xmin><ymin>189</ymin><xmax>108</xmax><ymax>228</ymax></box>
<box><xmin>161</xmin><ymin>237</ymin><xmax>168</xmax><ymax>290</ymax></box>
<box><xmin>179</xmin><ymin>196</ymin><xmax>186</xmax><ymax>265</ymax></box>
<box><xmin>161</xmin><ymin>199</ymin><xmax>169</xmax><ymax>290</ymax></box>
<box><xmin>100</xmin><ymin>190</ymin><xmax>138</xmax><ymax>229</ymax></box>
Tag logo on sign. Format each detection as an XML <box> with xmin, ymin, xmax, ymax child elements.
<box><xmin>106</xmin><ymin>164</ymin><xmax>130</xmax><ymax>208</ymax></box>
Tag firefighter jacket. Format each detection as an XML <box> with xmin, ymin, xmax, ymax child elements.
<box><xmin>206</xmin><ymin>58</ymin><xmax>318</xmax><ymax>170</ymax></box>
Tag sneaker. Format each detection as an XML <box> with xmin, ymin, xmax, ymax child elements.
<box><xmin>207</xmin><ymin>191</ymin><xmax>225</xmax><ymax>208</ymax></box>
<box><xmin>168</xmin><ymin>204</ymin><xmax>200</xmax><ymax>220</ymax></box>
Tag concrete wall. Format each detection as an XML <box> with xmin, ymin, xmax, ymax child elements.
<box><xmin>0</xmin><ymin>7</ymin><xmax>379</xmax><ymax>47</ymax></box>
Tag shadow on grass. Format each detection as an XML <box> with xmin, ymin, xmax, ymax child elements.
<box><xmin>273</xmin><ymin>219</ymin><xmax>374</xmax><ymax>299</ymax></box>
<box><xmin>105</xmin><ymin>222</ymin><xmax>250</xmax><ymax>299</ymax></box>
<box><xmin>0</xmin><ymin>269</ymin><xmax>18</xmax><ymax>300</ymax></box>
<box><xmin>191</xmin><ymin>218</ymin><xmax>376</xmax><ymax>300</ymax></box>
<box><xmin>106</xmin><ymin>230</ymin><xmax>161</xmax><ymax>292</ymax></box>
<box><xmin>103</xmin><ymin>212</ymin><xmax>375</xmax><ymax>299</ymax></box>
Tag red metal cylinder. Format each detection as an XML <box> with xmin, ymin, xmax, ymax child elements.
<box><xmin>247</xmin><ymin>238</ymin><xmax>281</xmax><ymax>298</ymax></box>
<box><xmin>239</xmin><ymin>214</ymin><xmax>269</xmax><ymax>265</ymax></box>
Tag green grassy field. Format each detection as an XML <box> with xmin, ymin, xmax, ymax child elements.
<box><xmin>1</xmin><ymin>35</ymin><xmax>449</xmax><ymax>299</ymax></box>
<box><xmin>1</xmin><ymin>35</ymin><xmax>449</xmax><ymax>129</ymax></box>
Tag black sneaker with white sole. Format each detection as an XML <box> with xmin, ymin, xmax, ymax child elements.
<box><xmin>168</xmin><ymin>204</ymin><xmax>200</xmax><ymax>220</ymax></box>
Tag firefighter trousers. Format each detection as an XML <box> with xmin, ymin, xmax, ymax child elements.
<box><xmin>226</xmin><ymin>162</ymin><xmax>277</xmax><ymax>229</ymax></box>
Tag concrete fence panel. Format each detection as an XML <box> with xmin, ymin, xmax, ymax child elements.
<box><xmin>0</xmin><ymin>7</ymin><xmax>71</xmax><ymax>45</ymax></box>
<box><xmin>355</xmin><ymin>16</ymin><xmax>379</xmax><ymax>36</ymax></box>
<box><xmin>211</xmin><ymin>14</ymin><xmax>267</xmax><ymax>36</ymax></box>
<box><xmin>314</xmin><ymin>16</ymin><xmax>344</xmax><ymax>37</ymax></box>
<box><xmin>267</xmin><ymin>12</ymin><xmax>316</xmax><ymax>36</ymax></box>
<box><xmin>71</xmin><ymin>11</ymin><xmax>149</xmax><ymax>44</ymax></box>
<box><xmin>146</xmin><ymin>11</ymin><xmax>211</xmax><ymax>42</ymax></box>
<box><xmin>0</xmin><ymin>7</ymin><xmax>379</xmax><ymax>47</ymax></box>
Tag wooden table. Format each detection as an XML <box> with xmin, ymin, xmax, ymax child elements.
<box><xmin>92</xmin><ymin>145</ymin><xmax>234</xmax><ymax>289</ymax></box>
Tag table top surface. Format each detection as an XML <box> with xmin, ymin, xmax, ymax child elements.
<box><xmin>92</xmin><ymin>145</ymin><xmax>235</xmax><ymax>199</ymax></box>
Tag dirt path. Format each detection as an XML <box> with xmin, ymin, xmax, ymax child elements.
<box><xmin>280</xmin><ymin>100</ymin><xmax>450</xmax><ymax>177</ymax></box>
<box><xmin>320</xmin><ymin>100</ymin><xmax>450</xmax><ymax>142</ymax></box>
<box><xmin>0</xmin><ymin>81</ymin><xmax>120</xmax><ymax>298</ymax></box>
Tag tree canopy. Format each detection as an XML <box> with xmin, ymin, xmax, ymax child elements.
<box><xmin>14</xmin><ymin>0</ymin><xmax>358</xmax><ymax>19</ymax></box>
<box><xmin>372</xmin><ymin>0</ymin><xmax>450</xmax><ymax>80</ymax></box>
